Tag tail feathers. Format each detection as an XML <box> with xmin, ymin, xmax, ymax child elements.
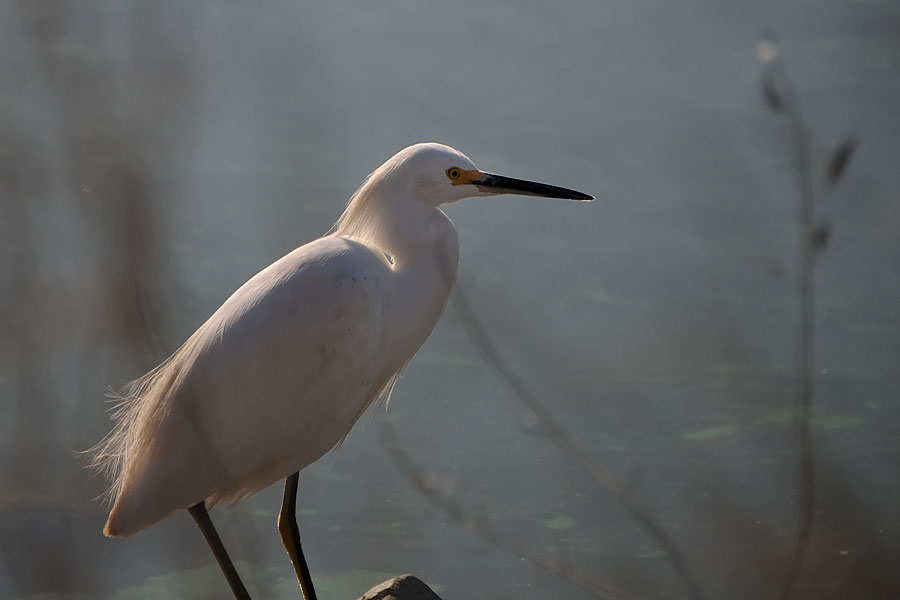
<box><xmin>104</xmin><ymin>490</ymin><xmax>156</xmax><ymax>538</ymax></box>
<box><xmin>103</xmin><ymin>511</ymin><xmax>121</xmax><ymax>538</ymax></box>
<box><xmin>104</xmin><ymin>502</ymin><xmax>140</xmax><ymax>538</ymax></box>
<box><xmin>102</xmin><ymin>445</ymin><xmax>220</xmax><ymax>538</ymax></box>
<box><xmin>89</xmin><ymin>342</ymin><xmax>196</xmax><ymax>537</ymax></box>
<box><xmin>103</xmin><ymin>486</ymin><xmax>187</xmax><ymax>538</ymax></box>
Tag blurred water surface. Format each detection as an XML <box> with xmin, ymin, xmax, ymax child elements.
<box><xmin>1</xmin><ymin>1</ymin><xmax>899</xmax><ymax>599</ymax></box>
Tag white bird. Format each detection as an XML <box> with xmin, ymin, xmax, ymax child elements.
<box><xmin>89</xmin><ymin>142</ymin><xmax>592</xmax><ymax>599</ymax></box>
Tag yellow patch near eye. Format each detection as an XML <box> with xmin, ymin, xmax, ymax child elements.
<box><xmin>447</xmin><ymin>168</ymin><xmax>481</xmax><ymax>185</ymax></box>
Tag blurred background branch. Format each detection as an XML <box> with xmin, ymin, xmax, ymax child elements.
<box><xmin>450</xmin><ymin>283</ymin><xmax>707</xmax><ymax>600</ymax></box>
<box><xmin>757</xmin><ymin>30</ymin><xmax>860</xmax><ymax>600</ymax></box>
<box><xmin>378</xmin><ymin>422</ymin><xmax>633</xmax><ymax>600</ymax></box>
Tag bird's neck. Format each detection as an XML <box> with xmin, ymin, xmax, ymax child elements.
<box><xmin>376</xmin><ymin>210</ymin><xmax>459</xmax><ymax>385</ymax></box>
<box><xmin>334</xmin><ymin>186</ymin><xmax>452</xmax><ymax>268</ymax></box>
<box><xmin>334</xmin><ymin>187</ymin><xmax>460</xmax><ymax>380</ymax></box>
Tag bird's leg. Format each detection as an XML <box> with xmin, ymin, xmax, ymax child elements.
<box><xmin>188</xmin><ymin>502</ymin><xmax>251</xmax><ymax>600</ymax></box>
<box><xmin>278</xmin><ymin>472</ymin><xmax>318</xmax><ymax>600</ymax></box>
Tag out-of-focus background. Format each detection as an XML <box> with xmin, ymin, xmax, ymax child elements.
<box><xmin>2</xmin><ymin>1</ymin><xmax>898</xmax><ymax>599</ymax></box>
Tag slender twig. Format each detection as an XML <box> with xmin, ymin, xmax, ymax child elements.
<box><xmin>452</xmin><ymin>285</ymin><xmax>707</xmax><ymax>600</ymax></box>
<box><xmin>379</xmin><ymin>423</ymin><xmax>635</xmax><ymax>600</ymax></box>
<box><xmin>759</xmin><ymin>33</ymin><xmax>818</xmax><ymax>600</ymax></box>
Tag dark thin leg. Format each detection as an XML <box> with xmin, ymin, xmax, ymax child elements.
<box><xmin>278</xmin><ymin>472</ymin><xmax>318</xmax><ymax>600</ymax></box>
<box><xmin>188</xmin><ymin>502</ymin><xmax>251</xmax><ymax>600</ymax></box>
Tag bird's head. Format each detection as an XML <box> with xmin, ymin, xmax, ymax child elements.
<box><xmin>377</xmin><ymin>142</ymin><xmax>594</xmax><ymax>207</ymax></box>
<box><xmin>334</xmin><ymin>143</ymin><xmax>593</xmax><ymax>248</ymax></box>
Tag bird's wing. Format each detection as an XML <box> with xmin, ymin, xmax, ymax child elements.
<box><xmin>101</xmin><ymin>236</ymin><xmax>393</xmax><ymax>536</ymax></box>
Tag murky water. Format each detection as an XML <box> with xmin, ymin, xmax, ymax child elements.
<box><xmin>2</xmin><ymin>1</ymin><xmax>899</xmax><ymax>599</ymax></box>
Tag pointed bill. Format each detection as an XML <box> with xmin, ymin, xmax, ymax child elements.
<box><xmin>471</xmin><ymin>172</ymin><xmax>594</xmax><ymax>201</ymax></box>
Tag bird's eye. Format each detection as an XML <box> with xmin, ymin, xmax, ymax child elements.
<box><xmin>447</xmin><ymin>167</ymin><xmax>461</xmax><ymax>180</ymax></box>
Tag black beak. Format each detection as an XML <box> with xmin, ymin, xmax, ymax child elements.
<box><xmin>471</xmin><ymin>172</ymin><xmax>594</xmax><ymax>201</ymax></box>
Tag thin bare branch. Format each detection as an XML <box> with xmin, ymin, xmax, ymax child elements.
<box><xmin>758</xmin><ymin>31</ymin><xmax>818</xmax><ymax>600</ymax></box>
<box><xmin>451</xmin><ymin>285</ymin><xmax>707</xmax><ymax>600</ymax></box>
<box><xmin>379</xmin><ymin>422</ymin><xmax>636</xmax><ymax>600</ymax></box>
<box><xmin>826</xmin><ymin>136</ymin><xmax>859</xmax><ymax>186</ymax></box>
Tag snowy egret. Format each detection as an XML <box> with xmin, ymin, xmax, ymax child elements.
<box><xmin>89</xmin><ymin>142</ymin><xmax>592</xmax><ymax>599</ymax></box>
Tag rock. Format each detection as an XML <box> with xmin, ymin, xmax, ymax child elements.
<box><xmin>357</xmin><ymin>574</ymin><xmax>442</xmax><ymax>600</ymax></box>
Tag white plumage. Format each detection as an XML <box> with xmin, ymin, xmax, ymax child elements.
<box><xmin>92</xmin><ymin>143</ymin><xmax>469</xmax><ymax>537</ymax></box>
<box><xmin>88</xmin><ymin>141</ymin><xmax>591</xmax><ymax>582</ymax></box>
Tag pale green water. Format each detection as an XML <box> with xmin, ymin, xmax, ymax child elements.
<box><xmin>2</xmin><ymin>1</ymin><xmax>899</xmax><ymax>599</ymax></box>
